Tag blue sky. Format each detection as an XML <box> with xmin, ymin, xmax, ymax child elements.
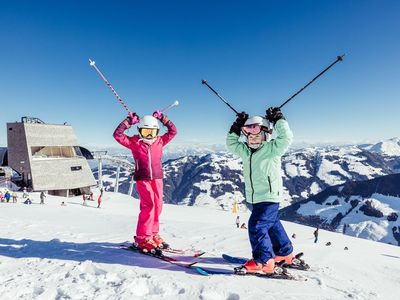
<box><xmin>0</xmin><ymin>0</ymin><xmax>399</xmax><ymax>147</ymax></box>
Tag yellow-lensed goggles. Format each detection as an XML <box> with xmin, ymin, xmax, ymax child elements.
<box><xmin>139</xmin><ymin>127</ymin><xmax>159</xmax><ymax>138</ymax></box>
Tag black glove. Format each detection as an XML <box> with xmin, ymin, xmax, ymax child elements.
<box><xmin>229</xmin><ymin>111</ymin><xmax>249</xmax><ymax>135</ymax></box>
<box><xmin>266</xmin><ymin>107</ymin><xmax>284</xmax><ymax>124</ymax></box>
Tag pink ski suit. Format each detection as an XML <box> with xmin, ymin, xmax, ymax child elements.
<box><xmin>113</xmin><ymin>116</ymin><xmax>177</xmax><ymax>242</ymax></box>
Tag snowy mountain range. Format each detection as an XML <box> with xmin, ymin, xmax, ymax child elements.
<box><xmin>95</xmin><ymin>138</ymin><xmax>400</xmax><ymax>207</ymax></box>
<box><xmin>280</xmin><ymin>173</ymin><xmax>400</xmax><ymax>246</ymax></box>
<box><xmin>87</xmin><ymin>143</ymin><xmax>227</xmax><ymax>162</ymax></box>
<box><xmin>92</xmin><ymin>138</ymin><xmax>400</xmax><ymax>246</ymax></box>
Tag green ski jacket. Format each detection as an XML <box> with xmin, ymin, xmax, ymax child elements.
<box><xmin>226</xmin><ymin>119</ymin><xmax>293</xmax><ymax>204</ymax></box>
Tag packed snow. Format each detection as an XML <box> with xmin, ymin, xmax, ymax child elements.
<box><xmin>1</xmin><ymin>190</ymin><xmax>400</xmax><ymax>299</ymax></box>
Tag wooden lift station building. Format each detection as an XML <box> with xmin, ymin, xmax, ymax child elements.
<box><xmin>7</xmin><ymin>117</ymin><xmax>96</xmax><ymax>196</ymax></box>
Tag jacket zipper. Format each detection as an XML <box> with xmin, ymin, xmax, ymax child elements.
<box><xmin>147</xmin><ymin>145</ymin><xmax>153</xmax><ymax>179</ymax></box>
<box><xmin>135</xmin><ymin>159</ymin><xmax>139</xmax><ymax>171</ymax></box>
<box><xmin>268</xmin><ymin>176</ymin><xmax>272</xmax><ymax>193</ymax></box>
<box><xmin>249</xmin><ymin>152</ymin><xmax>254</xmax><ymax>204</ymax></box>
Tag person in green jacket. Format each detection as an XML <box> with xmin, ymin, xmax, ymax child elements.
<box><xmin>226</xmin><ymin>107</ymin><xmax>295</xmax><ymax>275</ymax></box>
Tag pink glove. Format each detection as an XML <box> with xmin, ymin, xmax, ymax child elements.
<box><xmin>128</xmin><ymin>112</ymin><xmax>140</xmax><ymax>125</ymax></box>
<box><xmin>152</xmin><ymin>110</ymin><xmax>163</xmax><ymax>120</ymax></box>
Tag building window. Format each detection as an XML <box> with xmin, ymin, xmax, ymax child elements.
<box><xmin>31</xmin><ymin>146</ymin><xmax>84</xmax><ymax>159</ymax></box>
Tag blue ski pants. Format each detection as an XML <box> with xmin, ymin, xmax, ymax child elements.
<box><xmin>248</xmin><ymin>202</ymin><xmax>293</xmax><ymax>263</ymax></box>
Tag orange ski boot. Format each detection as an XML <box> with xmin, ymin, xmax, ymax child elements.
<box><xmin>152</xmin><ymin>234</ymin><xmax>170</xmax><ymax>249</ymax></box>
<box><xmin>134</xmin><ymin>237</ymin><xmax>159</xmax><ymax>254</ymax></box>
<box><xmin>275</xmin><ymin>252</ymin><xmax>310</xmax><ymax>270</ymax></box>
<box><xmin>235</xmin><ymin>258</ymin><xmax>276</xmax><ymax>275</ymax></box>
<box><xmin>274</xmin><ymin>253</ymin><xmax>295</xmax><ymax>265</ymax></box>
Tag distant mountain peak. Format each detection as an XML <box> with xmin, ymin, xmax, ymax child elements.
<box><xmin>367</xmin><ymin>138</ymin><xmax>400</xmax><ymax>156</ymax></box>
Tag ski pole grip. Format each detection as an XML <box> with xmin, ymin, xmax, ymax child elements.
<box><xmin>129</xmin><ymin>112</ymin><xmax>138</xmax><ymax>124</ymax></box>
<box><xmin>153</xmin><ymin>110</ymin><xmax>163</xmax><ymax>119</ymax></box>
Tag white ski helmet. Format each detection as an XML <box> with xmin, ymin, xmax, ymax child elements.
<box><xmin>242</xmin><ymin>116</ymin><xmax>270</xmax><ymax>149</ymax></box>
<box><xmin>137</xmin><ymin>115</ymin><xmax>159</xmax><ymax>129</ymax></box>
<box><xmin>243</xmin><ymin>116</ymin><xmax>270</xmax><ymax>128</ymax></box>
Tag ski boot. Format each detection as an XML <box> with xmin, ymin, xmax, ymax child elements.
<box><xmin>234</xmin><ymin>258</ymin><xmax>276</xmax><ymax>275</ymax></box>
<box><xmin>133</xmin><ymin>237</ymin><xmax>160</xmax><ymax>255</ymax></box>
<box><xmin>274</xmin><ymin>252</ymin><xmax>310</xmax><ymax>270</ymax></box>
<box><xmin>234</xmin><ymin>259</ymin><xmax>293</xmax><ymax>279</ymax></box>
<box><xmin>152</xmin><ymin>234</ymin><xmax>170</xmax><ymax>249</ymax></box>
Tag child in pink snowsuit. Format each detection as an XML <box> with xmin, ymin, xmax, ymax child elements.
<box><xmin>113</xmin><ymin>111</ymin><xmax>177</xmax><ymax>252</ymax></box>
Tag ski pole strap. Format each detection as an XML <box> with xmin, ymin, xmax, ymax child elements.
<box><xmin>279</xmin><ymin>54</ymin><xmax>346</xmax><ymax>109</ymax></box>
<box><xmin>89</xmin><ymin>59</ymin><xmax>131</xmax><ymax>114</ymax></box>
<box><xmin>201</xmin><ymin>80</ymin><xmax>240</xmax><ymax>115</ymax></box>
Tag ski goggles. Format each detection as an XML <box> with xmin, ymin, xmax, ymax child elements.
<box><xmin>242</xmin><ymin>124</ymin><xmax>262</xmax><ymax>135</ymax></box>
<box><xmin>139</xmin><ymin>128</ymin><xmax>159</xmax><ymax>138</ymax></box>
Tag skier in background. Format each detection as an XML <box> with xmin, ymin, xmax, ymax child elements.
<box><xmin>97</xmin><ymin>194</ymin><xmax>102</xmax><ymax>208</ymax></box>
<box><xmin>236</xmin><ymin>216</ymin><xmax>240</xmax><ymax>228</ymax></box>
<box><xmin>82</xmin><ymin>193</ymin><xmax>87</xmax><ymax>206</ymax></box>
<box><xmin>314</xmin><ymin>228</ymin><xmax>319</xmax><ymax>243</ymax></box>
<box><xmin>4</xmin><ymin>190</ymin><xmax>11</xmax><ymax>203</ymax></box>
<box><xmin>12</xmin><ymin>192</ymin><xmax>17</xmax><ymax>203</ymax></box>
<box><xmin>40</xmin><ymin>191</ymin><xmax>46</xmax><ymax>204</ymax></box>
<box><xmin>226</xmin><ymin>107</ymin><xmax>295</xmax><ymax>275</ymax></box>
<box><xmin>113</xmin><ymin>110</ymin><xmax>177</xmax><ymax>253</ymax></box>
<box><xmin>343</xmin><ymin>224</ymin><xmax>347</xmax><ymax>234</ymax></box>
<box><xmin>22</xmin><ymin>188</ymin><xmax>29</xmax><ymax>200</ymax></box>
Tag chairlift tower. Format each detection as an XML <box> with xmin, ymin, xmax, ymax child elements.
<box><xmin>91</xmin><ymin>151</ymin><xmax>135</xmax><ymax>196</ymax></box>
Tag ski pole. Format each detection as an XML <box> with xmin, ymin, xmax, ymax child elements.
<box><xmin>160</xmin><ymin>100</ymin><xmax>179</xmax><ymax>113</ymax></box>
<box><xmin>279</xmin><ymin>54</ymin><xmax>346</xmax><ymax>109</ymax></box>
<box><xmin>201</xmin><ymin>80</ymin><xmax>240</xmax><ymax>115</ymax></box>
<box><xmin>89</xmin><ymin>59</ymin><xmax>132</xmax><ymax>114</ymax></box>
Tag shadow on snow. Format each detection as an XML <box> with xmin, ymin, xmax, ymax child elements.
<box><xmin>0</xmin><ymin>238</ymin><xmax>231</xmax><ymax>275</ymax></box>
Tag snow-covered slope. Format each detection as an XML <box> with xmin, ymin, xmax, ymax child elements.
<box><xmin>0</xmin><ymin>191</ymin><xmax>399</xmax><ymax>299</ymax></box>
<box><xmin>280</xmin><ymin>174</ymin><xmax>400</xmax><ymax>246</ymax></box>
<box><xmin>281</xmin><ymin>145</ymin><xmax>397</xmax><ymax>201</ymax></box>
<box><xmin>364</xmin><ymin>137</ymin><xmax>400</xmax><ymax>156</ymax></box>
